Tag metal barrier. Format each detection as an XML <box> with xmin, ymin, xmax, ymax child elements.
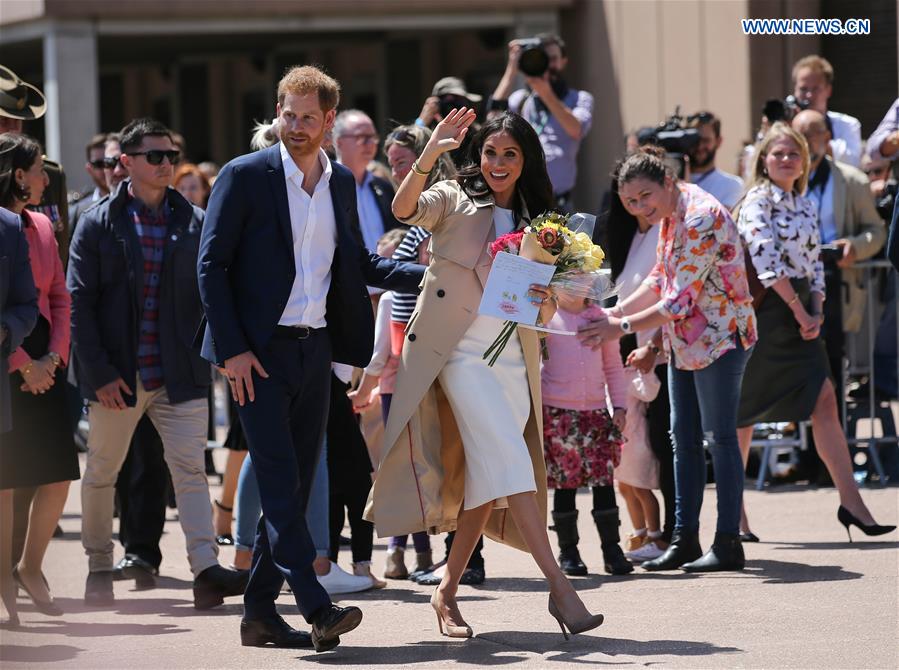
<box><xmin>752</xmin><ymin>258</ymin><xmax>899</xmax><ymax>488</ymax></box>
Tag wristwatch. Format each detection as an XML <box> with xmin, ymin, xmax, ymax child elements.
<box><xmin>47</xmin><ymin>351</ymin><xmax>62</xmax><ymax>368</ymax></box>
<box><xmin>648</xmin><ymin>342</ymin><xmax>661</xmax><ymax>355</ymax></box>
<box><xmin>619</xmin><ymin>317</ymin><xmax>632</xmax><ymax>334</ymax></box>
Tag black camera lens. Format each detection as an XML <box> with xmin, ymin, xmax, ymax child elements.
<box><xmin>516</xmin><ymin>38</ymin><xmax>549</xmax><ymax>77</ymax></box>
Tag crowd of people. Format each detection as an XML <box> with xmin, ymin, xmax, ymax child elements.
<box><xmin>1</xmin><ymin>37</ymin><xmax>898</xmax><ymax>652</ymax></box>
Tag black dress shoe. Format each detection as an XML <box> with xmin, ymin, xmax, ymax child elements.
<box><xmin>682</xmin><ymin>532</ymin><xmax>745</xmax><ymax>572</ymax></box>
<box><xmin>193</xmin><ymin>565</ymin><xmax>249</xmax><ymax>610</ymax></box>
<box><xmin>558</xmin><ymin>547</ymin><xmax>589</xmax><ymax>576</ymax></box>
<box><xmin>84</xmin><ymin>571</ymin><xmax>115</xmax><ymax>606</ymax></box>
<box><xmin>458</xmin><ymin>567</ymin><xmax>485</xmax><ymax>585</ymax></box>
<box><xmin>120</xmin><ymin>555</ymin><xmax>158</xmax><ymax>591</ymax></box>
<box><xmin>739</xmin><ymin>531</ymin><xmax>760</xmax><ymax>543</ymax></box>
<box><xmin>310</xmin><ymin>604</ymin><xmax>363</xmax><ymax>652</ymax></box>
<box><xmin>641</xmin><ymin>530</ymin><xmax>702</xmax><ymax>571</ymax></box>
<box><xmin>240</xmin><ymin>615</ymin><xmax>314</xmax><ymax>648</ymax></box>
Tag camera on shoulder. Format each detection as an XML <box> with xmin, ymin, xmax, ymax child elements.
<box><xmin>636</xmin><ymin>107</ymin><xmax>702</xmax><ymax>179</ymax></box>
<box><xmin>762</xmin><ymin>95</ymin><xmax>809</xmax><ymax>123</ymax></box>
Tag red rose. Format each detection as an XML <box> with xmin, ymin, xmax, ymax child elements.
<box><xmin>489</xmin><ymin>231</ymin><xmax>525</xmax><ymax>258</ymax></box>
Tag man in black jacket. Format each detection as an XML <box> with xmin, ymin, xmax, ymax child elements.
<box><xmin>68</xmin><ymin>118</ymin><xmax>246</xmax><ymax>609</ymax></box>
<box><xmin>198</xmin><ymin>66</ymin><xmax>422</xmax><ymax>652</ymax></box>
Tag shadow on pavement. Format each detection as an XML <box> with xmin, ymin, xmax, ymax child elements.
<box><xmin>0</xmin><ymin>644</ymin><xmax>84</xmax><ymax>664</ymax></box>
<box><xmin>743</xmin><ymin>559</ymin><xmax>862</xmax><ymax>584</ymax></box>
<box><xmin>6</xmin><ymin>619</ymin><xmax>190</xmax><ymax>638</ymax></box>
<box><xmin>293</xmin><ymin>633</ymin><xmax>741</xmax><ymax>665</ymax></box>
<box><xmin>469</xmin><ymin>577</ymin><xmax>606</xmax><ymax>593</ymax></box>
<box><xmin>48</xmin><ymin>596</ymin><xmax>243</xmax><ymax>618</ymax></box>
<box><xmin>772</xmin><ymin>540</ymin><xmax>899</xmax><ymax>551</ymax></box>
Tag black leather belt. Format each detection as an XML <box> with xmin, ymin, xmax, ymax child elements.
<box><xmin>273</xmin><ymin>325</ymin><xmax>320</xmax><ymax>340</ymax></box>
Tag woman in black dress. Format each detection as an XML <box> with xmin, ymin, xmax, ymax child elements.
<box><xmin>735</xmin><ymin>123</ymin><xmax>894</xmax><ymax>541</ymax></box>
<box><xmin>0</xmin><ymin>134</ymin><xmax>80</xmax><ymax>623</ymax></box>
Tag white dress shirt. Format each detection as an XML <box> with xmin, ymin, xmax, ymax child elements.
<box><xmin>827</xmin><ymin>110</ymin><xmax>862</xmax><ymax>168</ymax></box>
<box><xmin>278</xmin><ymin>143</ymin><xmax>338</xmax><ymax>328</ymax></box>
<box><xmin>689</xmin><ymin>168</ymin><xmax>744</xmax><ymax>210</ymax></box>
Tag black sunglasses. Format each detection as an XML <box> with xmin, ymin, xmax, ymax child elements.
<box><xmin>101</xmin><ymin>155</ymin><xmax>121</xmax><ymax>169</ymax></box>
<box><xmin>126</xmin><ymin>150</ymin><xmax>181</xmax><ymax>166</ymax></box>
<box><xmin>89</xmin><ymin>159</ymin><xmax>107</xmax><ymax>169</ymax></box>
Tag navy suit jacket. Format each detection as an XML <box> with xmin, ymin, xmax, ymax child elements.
<box><xmin>197</xmin><ymin>145</ymin><xmax>423</xmax><ymax>368</ymax></box>
<box><xmin>889</xmin><ymin>194</ymin><xmax>899</xmax><ymax>272</ymax></box>
<box><xmin>0</xmin><ymin>208</ymin><xmax>39</xmax><ymax>432</ymax></box>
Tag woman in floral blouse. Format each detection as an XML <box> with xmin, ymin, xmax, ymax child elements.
<box><xmin>736</xmin><ymin>123</ymin><xmax>894</xmax><ymax>542</ymax></box>
<box><xmin>578</xmin><ymin>145</ymin><xmax>757</xmax><ymax>573</ymax></box>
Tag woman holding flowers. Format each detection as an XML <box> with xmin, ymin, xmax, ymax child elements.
<box><xmin>366</xmin><ymin>110</ymin><xmax>604</xmax><ymax>640</ymax></box>
<box><xmin>578</xmin><ymin>145</ymin><xmax>757</xmax><ymax>573</ymax></box>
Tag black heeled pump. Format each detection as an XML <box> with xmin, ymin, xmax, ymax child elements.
<box><xmin>837</xmin><ymin>506</ymin><xmax>896</xmax><ymax>542</ymax></box>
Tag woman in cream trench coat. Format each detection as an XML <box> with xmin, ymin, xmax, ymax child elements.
<box><xmin>365</xmin><ymin>109</ymin><xmax>604</xmax><ymax>640</ymax></box>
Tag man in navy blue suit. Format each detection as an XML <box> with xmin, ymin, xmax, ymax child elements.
<box><xmin>197</xmin><ymin>65</ymin><xmax>423</xmax><ymax>652</ymax></box>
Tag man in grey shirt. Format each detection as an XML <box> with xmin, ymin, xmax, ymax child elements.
<box><xmin>489</xmin><ymin>33</ymin><xmax>593</xmax><ymax>212</ymax></box>
<box><xmin>687</xmin><ymin>111</ymin><xmax>744</xmax><ymax>210</ymax></box>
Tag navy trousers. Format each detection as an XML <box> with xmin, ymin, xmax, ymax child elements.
<box><xmin>236</xmin><ymin>329</ymin><xmax>332</xmax><ymax>622</ymax></box>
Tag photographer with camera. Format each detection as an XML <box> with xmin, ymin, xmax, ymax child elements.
<box><xmin>687</xmin><ymin>111</ymin><xmax>744</xmax><ymax>210</ymax></box>
<box><xmin>792</xmin><ymin>55</ymin><xmax>862</xmax><ymax>168</ymax></box>
<box><xmin>489</xmin><ymin>33</ymin><xmax>593</xmax><ymax>212</ymax></box>
<box><xmin>416</xmin><ymin>77</ymin><xmax>482</xmax><ymax>129</ymax></box>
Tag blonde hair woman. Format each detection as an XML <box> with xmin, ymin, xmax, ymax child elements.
<box><xmin>735</xmin><ymin>122</ymin><xmax>894</xmax><ymax>541</ymax></box>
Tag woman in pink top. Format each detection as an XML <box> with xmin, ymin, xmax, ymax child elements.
<box><xmin>542</xmin><ymin>292</ymin><xmax>630</xmax><ymax>576</ymax></box>
<box><xmin>0</xmin><ymin>133</ymin><xmax>78</xmax><ymax>623</ymax></box>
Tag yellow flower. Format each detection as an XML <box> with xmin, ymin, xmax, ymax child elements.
<box><xmin>590</xmin><ymin>245</ymin><xmax>606</xmax><ymax>264</ymax></box>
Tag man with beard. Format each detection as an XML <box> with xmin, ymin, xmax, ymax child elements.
<box><xmin>687</xmin><ymin>111</ymin><xmax>744</xmax><ymax>210</ymax></box>
<box><xmin>197</xmin><ymin>65</ymin><xmax>423</xmax><ymax>652</ymax></box>
<box><xmin>489</xmin><ymin>33</ymin><xmax>593</xmax><ymax>212</ymax></box>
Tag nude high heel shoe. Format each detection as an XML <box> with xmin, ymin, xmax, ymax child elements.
<box><xmin>548</xmin><ymin>595</ymin><xmax>604</xmax><ymax>640</ymax></box>
<box><xmin>430</xmin><ymin>589</ymin><xmax>473</xmax><ymax>638</ymax></box>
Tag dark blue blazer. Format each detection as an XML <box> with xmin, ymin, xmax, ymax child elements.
<box><xmin>67</xmin><ymin>181</ymin><xmax>210</xmax><ymax>405</ymax></box>
<box><xmin>888</xmin><ymin>194</ymin><xmax>899</xmax><ymax>272</ymax></box>
<box><xmin>197</xmin><ymin>145</ymin><xmax>423</xmax><ymax>368</ymax></box>
<box><xmin>0</xmin><ymin>208</ymin><xmax>38</xmax><ymax>432</ymax></box>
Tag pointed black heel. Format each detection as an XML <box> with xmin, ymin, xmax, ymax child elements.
<box><xmin>837</xmin><ymin>505</ymin><xmax>896</xmax><ymax>543</ymax></box>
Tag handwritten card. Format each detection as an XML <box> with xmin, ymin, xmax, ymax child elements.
<box><xmin>478</xmin><ymin>252</ymin><xmax>557</xmax><ymax>326</ymax></box>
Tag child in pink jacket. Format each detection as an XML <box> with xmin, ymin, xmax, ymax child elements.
<box><xmin>542</xmin><ymin>293</ymin><xmax>631</xmax><ymax>576</ymax></box>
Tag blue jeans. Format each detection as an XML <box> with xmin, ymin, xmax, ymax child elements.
<box><xmin>669</xmin><ymin>341</ymin><xmax>751</xmax><ymax>535</ymax></box>
<box><xmin>235</xmin><ymin>440</ymin><xmax>330</xmax><ymax>558</ymax></box>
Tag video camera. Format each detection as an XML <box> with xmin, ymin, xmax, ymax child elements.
<box><xmin>636</xmin><ymin>107</ymin><xmax>702</xmax><ymax>178</ymax></box>
<box><xmin>762</xmin><ymin>95</ymin><xmax>809</xmax><ymax>123</ymax></box>
<box><xmin>514</xmin><ymin>38</ymin><xmax>550</xmax><ymax>77</ymax></box>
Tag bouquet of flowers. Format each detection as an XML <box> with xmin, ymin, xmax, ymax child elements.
<box><xmin>483</xmin><ymin>211</ymin><xmax>616</xmax><ymax>366</ymax></box>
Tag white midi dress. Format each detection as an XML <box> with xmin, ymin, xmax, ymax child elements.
<box><xmin>436</xmin><ymin>207</ymin><xmax>536</xmax><ymax>510</ymax></box>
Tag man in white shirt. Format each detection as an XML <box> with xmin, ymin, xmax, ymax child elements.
<box><xmin>333</xmin><ymin>109</ymin><xmax>401</xmax><ymax>251</ymax></box>
<box><xmin>792</xmin><ymin>55</ymin><xmax>863</xmax><ymax>167</ymax></box>
<box><xmin>198</xmin><ymin>66</ymin><xmax>422</xmax><ymax>653</ymax></box>
<box><xmin>687</xmin><ymin>111</ymin><xmax>744</xmax><ymax>209</ymax></box>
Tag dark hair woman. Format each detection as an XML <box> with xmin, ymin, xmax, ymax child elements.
<box><xmin>735</xmin><ymin>122</ymin><xmax>895</xmax><ymax>541</ymax></box>
<box><xmin>603</xmin><ymin>168</ymin><xmax>676</xmax><ymax>564</ymax></box>
<box><xmin>0</xmin><ymin>133</ymin><xmax>79</xmax><ymax>624</ymax></box>
<box><xmin>369</xmin><ymin>110</ymin><xmax>604</xmax><ymax>639</ymax></box>
<box><xmin>578</xmin><ymin>145</ymin><xmax>757</xmax><ymax>573</ymax></box>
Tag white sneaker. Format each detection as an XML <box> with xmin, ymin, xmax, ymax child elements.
<box><xmin>625</xmin><ymin>540</ymin><xmax>665</xmax><ymax>561</ymax></box>
<box><xmin>317</xmin><ymin>561</ymin><xmax>374</xmax><ymax>595</ymax></box>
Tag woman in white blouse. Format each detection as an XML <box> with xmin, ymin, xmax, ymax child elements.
<box><xmin>736</xmin><ymin>122</ymin><xmax>894</xmax><ymax>541</ymax></box>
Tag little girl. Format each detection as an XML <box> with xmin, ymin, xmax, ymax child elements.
<box><xmin>542</xmin><ymin>293</ymin><xmax>631</xmax><ymax>575</ymax></box>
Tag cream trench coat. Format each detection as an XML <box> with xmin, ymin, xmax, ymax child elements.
<box><xmin>363</xmin><ymin>180</ymin><xmax>547</xmax><ymax>552</ymax></box>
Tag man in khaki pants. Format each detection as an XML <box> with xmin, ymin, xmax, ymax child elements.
<box><xmin>68</xmin><ymin>117</ymin><xmax>247</xmax><ymax>608</ymax></box>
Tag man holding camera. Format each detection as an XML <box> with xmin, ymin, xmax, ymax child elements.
<box><xmin>687</xmin><ymin>111</ymin><xmax>743</xmax><ymax>210</ymax></box>
<box><xmin>489</xmin><ymin>33</ymin><xmax>593</xmax><ymax>212</ymax></box>
<box><xmin>792</xmin><ymin>55</ymin><xmax>862</xmax><ymax>168</ymax></box>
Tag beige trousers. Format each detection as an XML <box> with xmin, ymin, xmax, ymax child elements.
<box><xmin>81</xmin><ymin>380</ymin><xmax>218</xmax><ymax>575</ymax></box>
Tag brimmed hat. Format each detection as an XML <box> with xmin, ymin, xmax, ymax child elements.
<box><xmin>0</xmin><ymin>65</ymin><xmax>47</xmax><ymax>120</ymax></box>
<box><xmin>431</xmin><ymin>77</ymin><xmax>482</xmax><ymax>103</ymax></box>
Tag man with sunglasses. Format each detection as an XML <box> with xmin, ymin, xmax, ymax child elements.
<box><xmin>69</xmin><ymin>134</ymin><xmax>110</xmax><ymax>234</ymax></box>
<box><xmin>333</xmin><ymin>109</ymin><xmax>402</xmax><ymax>253</ymax></box>
<box><xmin>68</xmin><ymin>117</ymin><xmax>248</xmax><ymax>609</ymax></box>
